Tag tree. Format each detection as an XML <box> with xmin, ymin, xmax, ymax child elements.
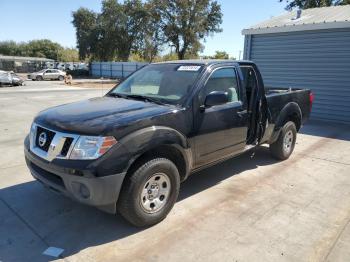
<box><xmin>140</xmin><ymin>1</ymin><xmax>165</xmax><ymax>62</ymax></box>
<box><xmin>0</xmin><ymin>41</ymin><xmax>20</xmax><ymax>56</ymax></box>
<box><xmin>334</xmin><ymin>0</ymin><xmax>350</xmax><ymax>4</ymax></box>
<box><xmin>151</xmin><ymin>0</ymin><xmax>223</xmax><ymax>60</ymax></box>
<box><xmin>279</xmin><ymin>0</ymin><xmax>349</xmax><ymax>10</ymax></box>
<box><xmin>72</xmin><ymin>8</ymin><xmax>98</xmax><ymax>60</ymax></box>
<box><xmin>104</xmin><ymin>0</ymin><xmax>148</xmax><ymax>61</ymax></box>
<box><xmin>26</xmin><ymin>40</ymin><xmax>63</xmax><ymax>60</ymax></box>
<box><xmin>73</xmin><ymin>0</ymin><xmax>149</xmax><ymax>61</ymax></box>
<box><xmin>58</xmin><ymin>48</ymin><xmax>79</xmax><ymax>62</ymax></box>
<box><xmin>0</xmin><ymin>39</ymin><xmax>63</xmax><ymax>60</ymax></box>
<box><xmin>213</xmin><ymin>50</ymin><xmax>229</xmax><ymax>59</ymax></box>
<box><xmin>201</xmin><ymin>50</ymin><xmax>231</xmax><ymax>59</ymax></box>
<box><xmin>0</xmin><ymin>40</ymin><xmax>79</xmax><ymax>61</ymax></box>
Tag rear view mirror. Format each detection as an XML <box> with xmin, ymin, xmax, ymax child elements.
<box><xmin>204</xmin><ymin>91</ymin><xmax>228</xmax><ymax>107</ymax></box>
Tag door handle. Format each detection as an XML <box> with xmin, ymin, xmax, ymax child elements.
<box><xmin>237</xmin><ymin>110</ymin><xmax>247</xmax><ymax>118</ymax></box>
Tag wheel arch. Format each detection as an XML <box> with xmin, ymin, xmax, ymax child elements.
<box><xmin>269</xmin><ymin>102</ymin><xmax>302</xmax><ymax>144</ymax></box>
<box><xmin>118</xmin><ymin>126</ymin><xmax>193</xmax><ymax>182</ymax></box>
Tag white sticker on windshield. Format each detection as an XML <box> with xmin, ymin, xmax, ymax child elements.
<box><xmin>177</xmin><ymin>65</ymin><xmax>201</xmax><ymax>72</ymax></box>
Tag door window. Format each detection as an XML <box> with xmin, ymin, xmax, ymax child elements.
<box><xmin>202</xmin><ymin>68</ymin><xmax>239</xmax><ymax>103</ymax></box>
<box><xmin>240</xmin><ymin>66</ymin><xmax>258</xmax><ymax>103</ymax></box>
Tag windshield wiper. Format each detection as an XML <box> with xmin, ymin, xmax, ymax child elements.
<box><xmin>108</xmin><ymin>93</ymin><xmax>128</xmax><ymax>99</ymax></box>
<box><xmin>124</xmin><ymin>94</ymin><xmax>166</xmax><ymax>105</ymax></box>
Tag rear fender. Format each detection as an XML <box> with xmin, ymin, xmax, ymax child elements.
<box><xmin>269</xmin><ymin>102</ymin><xmax>302</xmax><ymax>143</ymax></box>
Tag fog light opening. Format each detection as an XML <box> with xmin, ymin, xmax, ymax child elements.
<box><xmin>79</xmin><ymin>183</ymin><xmax>90</xmax><ymax>199</ymax></box>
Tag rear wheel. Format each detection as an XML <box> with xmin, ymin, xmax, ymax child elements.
<box><xmin>270</xmin><ymin>121</ymin><xmax>297</xmax><ymax>160</ymax></box>
<box><xmin>36</xmin><ymin>76</ymin><xmax>43</xmax><ymax>81</ymax></box>
<box><xmin>117</xmin><ymin>158</ymin><xmax>180</xmax><ymax>227</ymax></box>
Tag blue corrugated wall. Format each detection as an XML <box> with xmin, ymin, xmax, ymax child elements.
<box><xmin>244</xmin><ymin>28</ymin><xmax>350</xmax><ymax>123</ymax></box>
<box><xmin>91</xmin><ymin>62</ymin><xmax>148</xmax><ymax>78</ymax></box>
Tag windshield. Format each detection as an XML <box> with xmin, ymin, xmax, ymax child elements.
<box><xmin>109</xmin><ymin>64</ymin><xmax>202</xmax><ymax>105</ymax></box>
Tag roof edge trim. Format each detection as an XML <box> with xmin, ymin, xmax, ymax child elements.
<box><xmin>242</xmin><ymin>21</ymin><xmax>350</xmax><ymax>35</ymax></box>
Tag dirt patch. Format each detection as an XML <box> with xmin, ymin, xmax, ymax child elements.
<box><xmin>69</xmin><ymin>81</ymin><xmax>118</xmax><ymax>89</ymax></box>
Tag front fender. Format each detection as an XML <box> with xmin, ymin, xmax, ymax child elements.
<box><xmin>102</xmin><ymin>126</ymin><xmax>190</xmax><ymax>175</ymax></box>
<box><xmin>120</xmin><ymin>126</ymin><xmax>188</xmax><ymax>150</ymax></box>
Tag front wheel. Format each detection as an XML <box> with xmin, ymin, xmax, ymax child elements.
<box><xmin>270</xmin><ymin>121</ymin><xmax>297</xmax><ymax>160</ymax></box>
<box><xmin>36</xmin><ymin>76</ymin><xmax>43</xmax><ymax>81</ymax></box>
<box><xmin>117</xmin><ymin>158</ymin><xmax>180</xmax><ymax>227</ymax></box>
<box><xmin>58</xmin><ymin>75</ymin><xmax>64</xmax><ymax>81</ymax></box>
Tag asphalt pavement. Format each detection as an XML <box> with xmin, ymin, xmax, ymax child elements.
<box><xmin>0</xmin><ymin>80</ymin><xmax>349</xmax><ymax>262</ymax></box>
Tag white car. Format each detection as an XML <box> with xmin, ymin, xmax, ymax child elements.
<box><xmin>28</xmin><ymin>69</ymin><xmax>66</xmax><ymax>81</ymax></box>
<box><xmin>0</xmin><ymin>71</ymin><xmax>25</xmax><ymax>86</ymax></box>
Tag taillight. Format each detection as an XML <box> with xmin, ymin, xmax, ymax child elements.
<box><xmin>309</xmin><ymin>92</ymin><xmax>314</xmax><ymax>110</ymax></box>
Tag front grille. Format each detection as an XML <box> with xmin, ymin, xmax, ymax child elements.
<box><xmin>35</xmin><ymin>126</ymin><xmax>55</xmax><ymax>152</ymax></box>
<box><xmin>30</xmin><ymin>162</ymin><xmax>65</xmax><ymax>189</ymax></box>
<box><xmin>61</xmin><ymin>137</ymin><xmax>74</xmax><ymax>156</ymax></box>
<box><xmin>30</xmin><ymin>123</ymin><xmax>79</xmax><ymax>161</ymax></box>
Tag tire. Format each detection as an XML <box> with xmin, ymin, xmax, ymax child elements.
<box><xmin>117</xmin><ymin>158</ymin><xmax>180</xmax><ymax>227</ymax></box>
<box><xmin>36</xmin><ymin>76</ymin><xmax>43</xmax><ymax>81</ymax></box>
<box><xmin>58</xmin><ymin>75</ymin><xmax>64</xmax><ymax>81</ymax></box>
<box><xmin>270</xmin><ymin>121</ymin><xmax>297</xmax><ymax>160</ymax></box>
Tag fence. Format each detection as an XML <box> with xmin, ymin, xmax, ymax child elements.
<box><xmin>91</xmin><ymin>62</ymin><xmax>148</xmax><ymax>79</ymax></box>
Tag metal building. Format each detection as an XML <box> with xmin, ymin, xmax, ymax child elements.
<box><xmin>242</xmin><ymin>5</ymin><xmax>350</xmax><ymax>123</ymax></box>
<box><xmin>0</xmin><ymin>55</ymin><xmax>54</xmax><ymax>73</ymax></box>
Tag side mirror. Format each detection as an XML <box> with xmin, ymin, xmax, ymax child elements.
<box><xmin>204</xmin><ymin>91</ymin><xmax>228</xmax><ymax>107</ymax></box>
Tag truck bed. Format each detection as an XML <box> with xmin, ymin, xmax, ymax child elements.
<box><xmin>265</xmin><ymin>87</ymin><xmax>307</xmax><ymax>97</ymax></box>
<box><xmin>264</xmin><ymin>86</ymin><xmax>311</xmax><ymax>128</ymax></box>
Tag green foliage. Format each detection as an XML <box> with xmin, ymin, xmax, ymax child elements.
<box><xmin>280</xmin><ymin>0</ymin><xmax>349</xmax><ymax>10</ymax></box>
<box><xmin>72</xmin><ymin>0</ymin><xmax>223</xmax><ymax>61</ymax></box>
<box><xmin>335</xmin><ymin>0</ymin><xmax>350</xmax><ymax>4</ymax></box>
<box><xmin>213</xmin><ymin>51</ymin><xmax>229</xmax><ymax>59</ymax></box>
<box><xmin>0</xmin><ymin>41</ymin><xmax>19</xmax><ymax>56</ymax></box>
<box><xmin>72</xmin><ymin>7</ymin><xmax>98</xmax><ymax>60</ymax></box>
<box><xmin>73</xmin><ymin>0</ymin><xmax>149</xmax><ymax>62</ymax></box>
<box><xmin>152</xmin><ymin>0</ymin><xmax>223</xmax><ymax>60</ymax></box>
<box><xmin>153</xmin><ymin>52</ymin><xmax>179</xmax><ymax>62</ymax></box>
<box><xmin>57</xmin><ymin>48</ymin><xmax>79</xmax><ymax>62</ymax></box>
<box><xmin>0</xmin><ymin>39</ymin><xmax>77</xmax><ymax>61</ymax></box>
<box><xmin>26</xmin><ymin>40</ymin><xmax>63</xmax><ymax>60</ymax></box>
<box><xmin>201</xmin><ymin>50</ymin><xmax>231</xmax><ymax>60</ymax></box>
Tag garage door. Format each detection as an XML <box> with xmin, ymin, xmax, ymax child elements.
<box><xmin>247</xmin><ymin>28</ymin><xmax>350</xmax><ymax>123</ymax></box>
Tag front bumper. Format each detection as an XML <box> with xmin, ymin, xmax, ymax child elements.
<box><xmin>24</xmin><ymin>137</ymin><xmax>126</xmax><ymax>214</ymax></box>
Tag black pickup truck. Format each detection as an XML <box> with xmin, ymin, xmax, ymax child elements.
<box><xmin>24</xmin><ymin>60</ymin><xmax>313</xmax><ymax>226</ymax></box>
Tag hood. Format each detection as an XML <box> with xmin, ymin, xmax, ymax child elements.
<box><xmin>34</xmin><ymin>96</ymin><xmax>174</xmax><ymax>135</ymax></box>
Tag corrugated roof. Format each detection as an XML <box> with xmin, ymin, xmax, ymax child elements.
<box><xmin>0</xmin><ymin>55</ymin><xmax>54</xmax><ymax>62</ymax></box>
<box><xmin>242</xmin><ymin>5</ymin><xmax>350</xmax><ymax>35</ymax></box>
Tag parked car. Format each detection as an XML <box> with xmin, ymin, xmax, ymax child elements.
<box><xmin>28</xmin><ymin>69</ymin><xmax>66</xmax><ymax>81</ymax></box>
<box><xmin>55</xmin><ymin>63</ymin><xmax>66</xmax><ymax>71</ymax></box>
<box><xmin>24</xmin><ymin>60</ymin><xmax>313</xmax><ymax>227</ymax></box>
<box><xmin>0</xmin><ymin>71</ymin><xmax>25</xmax><ymax>86</ymax></box>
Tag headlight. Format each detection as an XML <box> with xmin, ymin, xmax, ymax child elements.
<box><xmin>70</xmin><ymin>136</ymin><xmax>117</xmax><ymax>160</ymax></box>
<box><xmin>29</xmin><ymin>123</ymin><xmax>36</xmax><ymax>147</ymax></box>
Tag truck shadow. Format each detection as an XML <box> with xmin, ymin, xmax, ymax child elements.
<box><xmin>299</xmin><ymin>120</ymin><xmax>350</xmax><ymax>141</ymax></box>
<box><xmin>0</xmin><ymin>146</ymin><xmax>276</xmax><ymax>261</ymax></box>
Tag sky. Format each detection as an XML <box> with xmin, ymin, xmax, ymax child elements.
<box><xmin>0</xmin><ymin>0</ymin><xmax>287</xmax><ymax>59</ymax></box>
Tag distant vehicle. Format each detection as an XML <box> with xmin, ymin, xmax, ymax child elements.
<box><xmin>65</xmin><ymin>62</ymin><xmax>75</xmax><ymax>71</ymax></box>
<box><xmin>28</xmin><ymin>69</ymin><xmax>66</xmax><ymax>81</ymax></box>
<box><xmin>45</xmin><ymin>62</ymin><xmax>55</xmax><ymax>69</ymax></box>
<box><xmin>0</xmin><ymin>71</ymin><xmax>25</xmax><ymax>86</ymax></box>
<box><xmin>55</xmin><ymin>63</ymin><xmax>66</xmax><ymax>71</ymax></box>
<box><xmin>76</xmin><ymin>63</ymin><xmax>89</xmax><ymax>71</ymax></box>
